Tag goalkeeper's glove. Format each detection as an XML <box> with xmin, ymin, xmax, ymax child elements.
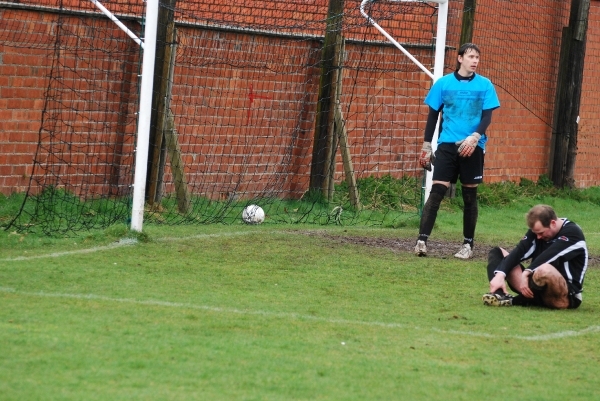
<box><xmin>455</xmin><ymin>132</ymin><xmax>481</xmax><ymax>156</ymax></box>
<box><xmin>419</xmin><ymin>141</ymin><xmax>433</xmax><ymax>171</ymax></box>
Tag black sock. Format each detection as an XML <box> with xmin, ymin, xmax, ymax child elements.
<box><xmin>462</xmin><ymin>186</ymin><xmax>478</xmax><ymax>247</ymax></box>
<box><xmin>511</xmin><ymin>294</ymin><xmax>533</xmax><ymax>306</ymax></box>
<box><xmin>487</xmin><ymin>247</ymin><xmax>504</xmax><ymax>281</ymax></box>
<box><xmin>418</xmin><ymin>184</ymin><xmax>447</xmax><ymax>242</ymax></box>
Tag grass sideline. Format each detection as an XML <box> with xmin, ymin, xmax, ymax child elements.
<box><xmin>1</xmin><ymin>192</ymin><xmax>600</xmax><ymax>400</ymax></box>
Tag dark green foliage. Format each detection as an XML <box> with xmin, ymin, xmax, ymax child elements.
<box><xmin>452</xmin><ymin>175</ymin><xmax>600</xmax><ymax>208</ymax></box>
<box><xmin>0</xmin><ymin>192</ymin><xmax>26</xmax><ymax>226</ymax></box>
<box><xmin>1</xmin><ymin>186</ymin><xmax>130</xmax><ymax>235</ymax></box>
<box><xmin>4</xmin><ymin>174</ymin><xmax>600</xmax><ymax>236</ymax></box>
<box><xmin>335</xmin><ymin>174</ymin><xmax>421</xmax><ymax>211</ymax></box>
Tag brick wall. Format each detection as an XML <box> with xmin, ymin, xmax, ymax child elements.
<box><xmin>574</xmin><ymin>0</ymin><xmax>600</xmax><ymax>188</ymax></box>
<box><xmin>1</xmin><ymin>0</ymin><xmax>600</xmax><ymax>200</ymax></box>
<box><xmin>0</xmin><ymin>42</ymin><xmax>47</xmax><ymax>193</ymax></box>
<box><xmin>473</xmin><ymin>0</ymin><xmax>569</xmax><ymax>184</ymax></box>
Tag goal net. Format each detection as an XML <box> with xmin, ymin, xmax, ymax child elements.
<box><xmin>4</xmin><ymin>0</ymin><xmax>449</xmax><ymax>235</ymax></box>
<box><xmin>5</xmin><ymin>0</ymin><xmax>595</xmax><ymax>235</ymax></box>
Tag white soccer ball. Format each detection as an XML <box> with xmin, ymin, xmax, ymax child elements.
<box><xmin>242</xmin><ymin>204</ymin><xmax>265</xmax><ymax>224</ymax></box>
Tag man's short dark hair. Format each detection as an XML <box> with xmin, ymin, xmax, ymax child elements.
<box><xmin>456</xmin><ymin>43</ymin><xmax>481</xmax><ymax>70</ymax></box>
<box><xmin>526</xmin><ymin>204</ymin><xmax>557</xmax><ymax>229</ymax></box>
<box><xmin>458</xmin><ymin>43</ymin><xmax>480</xmax><ymax>57</ymax></box>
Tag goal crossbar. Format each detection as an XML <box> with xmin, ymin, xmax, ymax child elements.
<box><xmin>89</xmin><ymin>0</ymin><xmax>144</xmax><ymax>48</ymax></box>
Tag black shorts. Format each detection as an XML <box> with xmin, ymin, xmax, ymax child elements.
<box><xmin>432</xmin><ymin>142</ymin><xmax>484</xmax><ymax>185</ymax></box>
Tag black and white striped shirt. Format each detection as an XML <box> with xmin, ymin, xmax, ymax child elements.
<box><xmin>495</xmin><ymin>219</ymin><xmax>588</xmax><ymax>295</ymax></box>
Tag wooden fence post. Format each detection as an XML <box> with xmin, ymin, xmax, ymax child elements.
<box><xmin>549</xmin><ymin>0</ymin><xmax>589</xmax><ymax>188</ymax></box>
<box><xmin>146</xmin><ymin>0</ymin><xmax>177</xmax><ymax>205</ymax></box>
<box><xmin>309</xmin><ymin>0</ymin><xmax>344</xmax><ymax>196</ymax></box>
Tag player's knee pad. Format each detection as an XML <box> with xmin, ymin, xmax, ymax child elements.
<box><xmin>423</xmin><ymin>183</ymin><xmax>447</xmax><ymax>212</ymax></box>
<box><xmin>430</xmin><ymin>183</ymin><xmax>448</xmax><ymax>199</ymax></box>
<box><xmin>462</xmin><ymin>186</ymin><xmax>478</xmax><ymax>206</ymax></box>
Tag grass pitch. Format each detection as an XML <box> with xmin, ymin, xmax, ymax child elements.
<box><xmin>1</xmin><ymin>218</ymin><xmax>599</xmax><ymax>400</ymax></box>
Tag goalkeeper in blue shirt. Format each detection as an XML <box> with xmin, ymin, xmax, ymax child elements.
<box><xmin>414</xmin><ymin>43</ymin><xmax>500</xmax><ymax>259</ymax></box>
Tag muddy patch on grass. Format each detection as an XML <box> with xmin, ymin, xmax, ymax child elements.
<box><xmin>297</xmin><ymin>230</ymin><xmax>600</xmax><ymax>267</ymax></box>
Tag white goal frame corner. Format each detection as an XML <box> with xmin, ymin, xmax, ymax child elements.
<box><xmin>360</xmin><ymin>0</ymin><xmax>449</xmax><ymax>202</ymax></box>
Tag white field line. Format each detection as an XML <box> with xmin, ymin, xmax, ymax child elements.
<box><xmin>1</xmin><ymin>238</ymin><xmax>139</xmax><ymax>261</ymax></box>
<box><xmin>1</xmin><ymin>286</ymin><xmax>598</xmax><ymax>342</ymax></box>
<box><xmin>1</xmin><ymin>231</ymin><xmax>290</xmax><ymax>262</ymax></box>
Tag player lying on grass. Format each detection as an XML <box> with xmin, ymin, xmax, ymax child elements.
<box><xmin>483</xmin><ymin>204</ymin><xmax>588</xmax><ymax>309</ymax></box>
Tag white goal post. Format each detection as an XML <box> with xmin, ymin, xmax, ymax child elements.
<box><xmin>89</xmin><ymin>0</ymin><xmax>158</xmax><ymax>232</ymax></box>
<box><xmin>360</xmin><ymin>0</ymin><xmax>448</xmax><ymax>203</ymax></box>
<box><xmin>130</xmin><ymin>0</ymin><xmax>159</xmax><ymax>232</ymax></box>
